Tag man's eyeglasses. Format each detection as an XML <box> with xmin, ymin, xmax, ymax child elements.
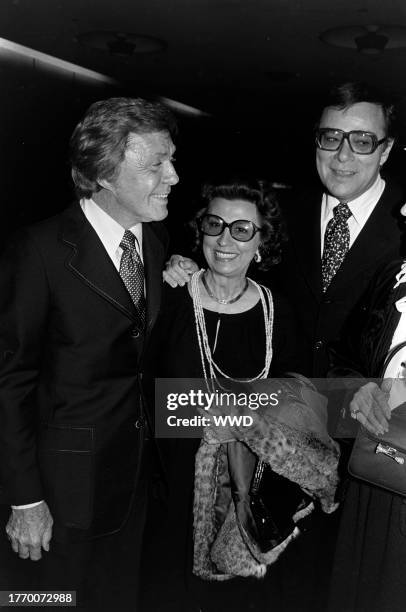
<box><xmin>315</xmin><ymin>128</ymin><xmax>387</xmax><ymax>155</ymax></box>
<box><xmin>200</xmin><ymin>214</ymin><xmax>262</xmax><ymax>242</ymax></box>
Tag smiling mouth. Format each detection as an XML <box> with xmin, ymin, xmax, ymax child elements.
<box><xmin>331</xmin><ymin>169</ymin><xmax>356</xmax><ymax>177</ymax></box>
<box><xmin>214</xmin><ymin>251</ymin><xmax>238</xmax><ymax>260</ymax></box>
<box><xmin>152</xmin><ymin>192</ymin><xmax>170</xmax><ymax>199</ymax></box>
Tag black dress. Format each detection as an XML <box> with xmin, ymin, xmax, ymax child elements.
<box><xmin>141</xmin><ymin>283</ymin><xmax>308</xmax><ymax>612</ymax></box>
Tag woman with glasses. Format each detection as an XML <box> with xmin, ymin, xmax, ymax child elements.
<box><xmin>141</xmin><ymin>177</ymin><xmax>339</xmax><ymax>612</ymax></box>
<box><xmin>148</xmin><ymin>177</ymin><xmax>299</xmax><ymax>392</ymax></box>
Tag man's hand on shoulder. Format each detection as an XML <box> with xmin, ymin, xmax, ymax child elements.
<box><xmin>6</xmin><ymin>501</ymin><xmax>53</xmax><ymax>561</ymax></box>
<box><xmin>163</xmin><ymin>254</ymin><xmax>198</xmax><ymax>287</ymax></box>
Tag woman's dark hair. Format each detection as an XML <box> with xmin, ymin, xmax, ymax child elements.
<box><xmin>70</xmin><ymin>97</ymin><xmax>177</xmax><ymax>198</ymax></box>
<box><xmin>189</xmin><ymin>177</ymin><xmax>286</xmax><ymax>271</ymax></box>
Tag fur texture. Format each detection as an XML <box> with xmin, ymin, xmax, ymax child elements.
<box><xmin>193</xmin><ymin>382</ymin><xmax>339</xmax><ymax>581</ymax></box>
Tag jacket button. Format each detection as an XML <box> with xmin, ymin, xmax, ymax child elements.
<box><xmin>131</xmin><ymin>328</ymin><xmax>140</xmax><ymax>338</ymax></box>
<box><xmin>314</xmin><ymin>340</ymin><xmax>323</xmax><ymax>350</ymax></box>
<box><xmin>134</xmin><ymin>418</ymin><xmax>144</xmax><ymax>429</ymax></box>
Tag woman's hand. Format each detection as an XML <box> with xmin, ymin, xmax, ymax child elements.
<box><xmin>163</xmin><ymin>254</ymin><xmax>198</xmax><ymax>287</ymax></box>
<box><xmin>349</xmin><ymin>380</ymin><xmax>392</xmax><ymax>436</ymax></box>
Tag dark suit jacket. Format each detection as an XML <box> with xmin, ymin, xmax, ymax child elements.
<box><xmin>0</xmin><ymin>204</ymin><xmax>168</xmax><ymax>536</ymax></box>
<box><xmin>269</xmin><ymin>182</ymin><xmax>405</xmax><ymax>377</ymax></box>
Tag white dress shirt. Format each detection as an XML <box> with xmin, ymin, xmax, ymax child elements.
<box><xmin>13</xmin><ymin>199</ymin><xmax>143</xmax><ymax>510</ymax></box>
<box><xmin>81</xmin><ymin>198</ymin><xmax>143</xmax><ymax>267</ymax></box>
<box><xmin>320</xmin><ymin>176</ymin><xmax>385</xmax><ymax>256</ymax></box>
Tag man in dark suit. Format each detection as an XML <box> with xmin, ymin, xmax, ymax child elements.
<box><xmin>0</xmin><ymin>97</ymin><xmax>179</xmax><ymax>608</ymax></box>
<box><xmin>270</xmin><ymin>82</ymin><xmax>404</xmax><ymax>378</ymax></box>
<box><xmin>259</xmin><ymin>82</ymin><xmax>405</xmax><ymax>612</ymax></box>
<box><xmin>271</xmin><ymin>82</ymin><xmax>405</xmax><ymax>611</ymax></box>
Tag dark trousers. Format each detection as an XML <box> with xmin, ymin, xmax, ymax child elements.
<box><xmin>0</xmin><ymin>485</ymin><xmax>147</xmax><ymax>611</ymax></box>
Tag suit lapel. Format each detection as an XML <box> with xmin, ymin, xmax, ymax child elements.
<box><xmin>59</xmin><ymin>205</ymin><xmax>138</xmax><ymax>323</ymax></box>
<box><xmin>326</xmin><ymin>186</ymin><xmax>399</xmax><ymax>295</ymax></box>
<box><xmin>143</xmin><ymin>223</ymin><xmax>165</xmax><ymax>335</ymax></box>
<box><xmin>288</xmin><ymin>191</ymin><xmax>323</xmax><ymax>300</ymax></box>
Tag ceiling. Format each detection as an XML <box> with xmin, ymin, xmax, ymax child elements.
<box><xmin>2</xmin><ymin>0</ymin><xmax>406</xmax><ymax>124</ymax></box>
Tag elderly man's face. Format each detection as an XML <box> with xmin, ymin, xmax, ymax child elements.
<box><xmin>316</xmin><ymin>102</ymin><xmax>393</xmax><ymax>203</ymax></box>
<box><xmin>100</xmin><ymin>130</ymin><xmax>178</xmax><ymax>226</ymax></box>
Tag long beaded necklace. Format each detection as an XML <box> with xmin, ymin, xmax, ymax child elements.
<box><xmin>191</xmin><ymin>269</ymin><xmax>274</xmax><ymax>391</ymax></box>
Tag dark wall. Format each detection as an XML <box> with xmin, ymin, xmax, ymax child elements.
<box><xmin>0</xmin><ymin>51</ymin><xmax>313</xmax><ymax>249</ymax></box>
<box><xmin>0</xmin><ymin>53</ymin><xmax>122</xmax><ymax>243</ymax></box>
<box><xmin>1</xmin><ymin>51</ymin><xmax>405</xmax><ymax>251</ymax></box>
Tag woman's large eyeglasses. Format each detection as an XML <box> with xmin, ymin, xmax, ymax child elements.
<box><xmin>199</xmin><ymin>214</ymin><xmax>261</xmax><ymax>242</ymax></box>
<box><xmin>315</xmin><ymin>128</ymin><xmax>387</xmax><ymax>155</ymax></box>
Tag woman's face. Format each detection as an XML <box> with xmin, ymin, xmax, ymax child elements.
<box><xmin>202</xmin><ymin>197</ymin><xmax>262</xmax><ymax>280</ymax></box>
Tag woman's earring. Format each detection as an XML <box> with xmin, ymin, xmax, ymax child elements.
<box><xmin>254</xmin><ymin>249</ymin><xmax>262</xmax><ymax>263</ymax></box>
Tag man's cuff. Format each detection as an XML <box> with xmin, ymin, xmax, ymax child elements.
<box><xmin>11</xmin><ymin>501</ymin><xmax>44</xmax><ymax>510</ymax></box>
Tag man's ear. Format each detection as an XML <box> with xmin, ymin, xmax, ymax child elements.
<box><xmin>380</xmin><ymin>138</ymin><xmax>395</xmax><ymax>166</ymax></box>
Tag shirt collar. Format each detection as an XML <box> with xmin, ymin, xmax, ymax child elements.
<box><xmin>80</xmin><ymin>198</ymin><xmax>143</xmax><ymax>257</ymax></box>
<box><xmin>325</xmin><ymin>175</ymin><xmax>385</xmax><ymax>227</ymax></box>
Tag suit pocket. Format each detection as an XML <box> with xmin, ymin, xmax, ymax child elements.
<box><xmin>38</xmin><ymin>423</ymin><xmax>94</xmax><ymax>529</ymax></box>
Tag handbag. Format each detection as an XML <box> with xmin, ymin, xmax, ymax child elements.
<box><xmin>348</xmin><ymin>340</ymin><xmax>406</xmax><ymax>496</ymax></box>
<box><xmin>249</xmin><ymin>459</ymin><xmax>313</xmax><ymax>553</ymax></box>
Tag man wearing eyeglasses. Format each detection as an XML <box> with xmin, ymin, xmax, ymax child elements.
<box><xmin>283</xmin><ymin>81</ymin><xmax>403</xmax><ymax>378</ymax></box>
<box><xmin>278</xmin><ymin>82</ymin><xmax>404</xmax><ymax>612</ymax></box>
<box><xmin>255</xmin><ymin>82</ymin><xmax>405</xmax><ymax>612</ymax></box>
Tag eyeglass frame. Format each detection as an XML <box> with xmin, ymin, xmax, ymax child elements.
<box><xmin>199</xmin><ymin>213</ymin><xmax>262</xmax><ymax>242</ymax></box>
<box><xmin>315</xmin><ymin>128</ymin><xmax>388</xmax><ymax>155</ymax></box>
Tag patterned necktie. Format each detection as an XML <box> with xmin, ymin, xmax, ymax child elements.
<box><xmin>119</xmin><ymin>230</ymin><xmax>146</xmax><ymax>327</ymax></box>
<box><xmin>321</xmin><ymin>202</ymin><xmax>352</xmax><ymax>292</ymax></box>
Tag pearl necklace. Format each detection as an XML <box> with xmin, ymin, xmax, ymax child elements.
<box><xmin>191</xmin><ymin>269</ymin><xmax>274</xmax><ymax>391</ymax></box>
<box><xmin>202</xmin><ymin>273</ymin><xmax>249</xmax><ymax>305</ymax></box>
